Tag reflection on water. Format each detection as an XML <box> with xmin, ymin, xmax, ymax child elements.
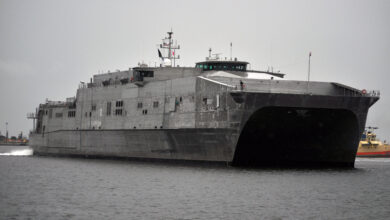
<box><xmin>0</xmin><ymin>146</ymin><xmax>33</xmax><ymax>156</ymax></box>
<box><xmin>0</xmin><ymin>145</ymin><xmax>388</xmax><ymax>162</ymax></box>
<box><xmin>0</xmin><ymin>148</ymin><xmax>389</xmax><ymax>219</ymax></box>
<box><xmin>355</xmin><ymin>158</ymin><xmax>390</xmax><ymax>163</ymax></box>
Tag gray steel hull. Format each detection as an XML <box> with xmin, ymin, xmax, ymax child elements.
<box><xmin>30</xmin><ymin>91</ymin><xmax>378</xmax><ymax>168</ymax></box>
<box><xmin>30</xmin><ymin>128</ymin><xmax>238</xmax><ymax>162</ymax></box>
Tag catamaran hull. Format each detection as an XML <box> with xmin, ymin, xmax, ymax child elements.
<box><xmin>30</xmin><ymin>92</ymin><xmax>377</xmax><ymax>168</ymax></box>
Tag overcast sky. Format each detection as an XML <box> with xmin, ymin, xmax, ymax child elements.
<box><xmin>1</xmin><ymin>0</ymin><xmax>389</xmax><ymax>139</ymax></box>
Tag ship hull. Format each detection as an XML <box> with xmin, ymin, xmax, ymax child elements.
<box><xmin>356</xmin><ymin>151</ymin><xmax>390</xmax><ymax>157</ymax></box>
<box><xmin>230</xmin><ymin>92</ymin><xmax>376</xmax><ymax>167</ymax></box>
<box><xmin>30</xmin><ymin>85</ymin><xmax>379</xmax><ymax>168</ymax></box>
<box><xmin>30</xmin><ymin>93</ymin><xmax>374</xmax><ymax>168</ymax></box>
<box><xmin>30</xmin><ymin>128</ymin><xmax>238</xmax><ymax>162</ymax></box>
<box><xmin>30</xmin><ymin>127</ymin><xmax>359</xmax><ymax>167</ymax></box>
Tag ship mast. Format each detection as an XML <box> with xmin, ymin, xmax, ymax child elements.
<box><xmin>160</xmin><ymin>30</ymin><xmax>180</xmax><ymax>67</ymax></box>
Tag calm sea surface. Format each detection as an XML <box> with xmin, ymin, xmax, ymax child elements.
<box><xmin>0</xmin><ymin>146</ymin><xmax>389</xmax><ymax>220</ymax></box>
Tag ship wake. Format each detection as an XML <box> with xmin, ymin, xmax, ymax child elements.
<box><xmin>0</xmin><ymin>148</ymin><xmax>33</xmax><ymax>156</ymax></box>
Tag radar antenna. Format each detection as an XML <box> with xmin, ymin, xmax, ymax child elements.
<box><xmin>159</xmin><ymin>30</ymin><xmax>180</xmax><ymax>67</ymax></box>
<box><xmin>205</xmin><ymin>48</ymin><xmax>222</xmax><ymax>61</ymax></box>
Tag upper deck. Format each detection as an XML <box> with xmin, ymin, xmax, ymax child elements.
<box><xmin>89</xmin><ymin>66</ymin><xmax>202</xmax><ymax>88</ymax></box>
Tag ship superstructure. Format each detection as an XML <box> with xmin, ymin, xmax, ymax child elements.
<box><xmin>29</xmin><ymin>31</ymin><xmax>379</xmax><ymax>167</ymax></box>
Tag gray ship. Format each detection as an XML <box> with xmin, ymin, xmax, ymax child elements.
<box><xmin>28</xmin><ymin>31</ymin><xmax>379</xmax><ymax>167</ymax></box>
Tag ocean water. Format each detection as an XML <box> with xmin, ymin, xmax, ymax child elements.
<box><xmin>0</xmin><ymin>146</ymin><xmax>389</xmax><ymax>220</ymax></box>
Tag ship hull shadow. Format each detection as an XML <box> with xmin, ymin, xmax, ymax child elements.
<box><xmin>232</xmin><ymin>106</ymin><xmax>360</xmax><ymax>168</ymax></box>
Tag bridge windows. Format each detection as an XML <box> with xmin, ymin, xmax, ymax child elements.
<box><xmin>195</xmin><ymin>62</ymin><xmax>247</xmax><ymax>71</ymax></box>
<box><xmin>133</xmin><ymin>70</ymin><xmax>154</xmax><ymax>82</ymax></box>
<box><xmin>143</xmin><ymin>71</ymin><xmax>154</xmax><ymax>77</ymax></box>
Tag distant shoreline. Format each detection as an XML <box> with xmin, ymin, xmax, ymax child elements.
<box><xmin>0</xmin><ymin>143</ymin><xmax>28</xmax><ymax>146</ymax></box>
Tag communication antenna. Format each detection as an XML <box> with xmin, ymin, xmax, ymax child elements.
<box><xmin>230</xmin><ymin>42</ymin><xmax>232</xmax><ymax>61</ymax></box>
<box><xmin>159</xmin><ymin>29</ymin><xmax>180</xmax><ymax>67</ymax></box>
<box><xmin>306</xmin><ymin>52</ymin><xmax>312</xmax><ymax>93</ymax></box>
